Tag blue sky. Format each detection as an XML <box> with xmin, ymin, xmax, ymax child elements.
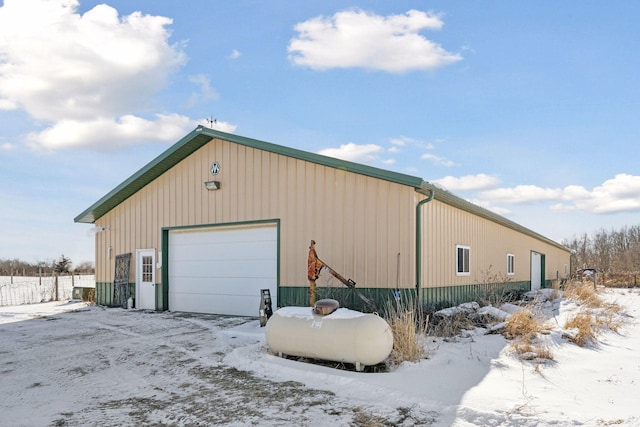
<box><xmin>1</xmin><ymin>0</ymin><xmax>639</xmax><ymax>265</ymax></box>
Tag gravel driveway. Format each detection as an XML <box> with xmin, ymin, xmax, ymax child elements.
<box><xmin>0</xmin><ymin>303</ymin><xmax>435</xmax><ymax>426</ymax></box>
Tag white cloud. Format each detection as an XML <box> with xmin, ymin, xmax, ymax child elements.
<box><xmin>479</xmin><ymin>174</ymin><xmax>640</xmax><ymax>214</ymax></box>
<box><xmin>1</xmin><ymin>142</ymin><xmax>16</xmax><ymax>150</ymax></box>
<box><xmin>433</xmin><ymin>174</ymin><xmax>501</xmax><ymax>192</ymax></box>
<box><xmin>187</xmin><ymin>74</ymin><xmax>219</xmax><ymax>106</ymax></box>
<box><xmin>390</xmin><ymin>136</ymin><xmax>434</xmax><ymax>150</ymax></box>
<box><xmin>0</xmin><ymin>0</ymin><xmax>189</xmax><ymax>150</ymax></box>
<box><xmin>288</xmin><ymin>9</ymin><xmax>461</xmax><ymax>73</ymax></box>
<box><xmin>574</xmin><ymin>174</ymin><xmax>640</xmax><ymax>214</ymax></box>
<box><xmin>27</xmin><ymin>114</ymin><xmax>195</xmax><ymax>150</ymax></box>
<box><xmin>201</xmin><ymin>119</ymin><xmax>237</xmax><ymax>134</ymax></box>
<box><xmin>389</xmin><ymin>137</ymin><xmax>408</xmax><ymax>147</ymax></box>
<box><xmin>229</xmin><ymin>49</ymin><xmax>242</xmax><ymax>59</ymax></box>
<box><xmin>481</xmin><ymin>185</ymin><xmax>563</xmax><ymax>204</ymax></box>
<box><xmin>421</xmin><ymin>152</ymin><xmax>455</xmax><ymax>167</ymax></box>
<box><xmin>318</xmin><ymin>142</ymin><xmax>383</xmax><ymax>162</ymax></box>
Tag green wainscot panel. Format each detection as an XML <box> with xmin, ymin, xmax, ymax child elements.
<box><xmin>419</xmin><ymin>281</ymin><xmax>531</xmax><ymax>310</ymax></box>
<box><xmin>95</xmin><ymin>282</ymin><xmax>135</xmax><ymax>308</ymax></box>
<box><xmin>279</xmin><ymin>281</ymin><xmax>531</xmax><ymax>313</ymax></box>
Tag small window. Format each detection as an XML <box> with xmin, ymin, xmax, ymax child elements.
<box><xmin>507</xmin><ymin>253</ymin><xmax>515</xmax><ymax>275</ymax></box>
<box><xmin>456</xmin><ymin>245</ymin><xmax>470</xmax><ymax>275</ymax></box>
<box><xmin>142</xmin><ymin>255</ymin><xmax>153</xmax><ymax>282</ymax></box>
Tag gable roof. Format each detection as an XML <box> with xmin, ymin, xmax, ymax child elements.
<box><xmin>74</xmin><ymin>126</ymin><xmax>426</xmax><ymax>224</ymax></box>
<box><xmin>74</xmin><ymin>126</ymin><xmax>568</xmax><ymax>252</ymax></box>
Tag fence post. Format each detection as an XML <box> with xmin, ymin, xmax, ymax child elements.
<box><xmin>55</xmin><ymin>273</ymin><xmax>59</xmax><ymax>301</ymax></box>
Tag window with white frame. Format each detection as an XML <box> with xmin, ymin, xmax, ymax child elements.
<box><xmin>507</xmin><ymin>253</ymin><xmax>515</xmax><ymax>275</ymax></box>
<box><xmin>456</xmin><ymin>245</ymin><xmax>470</xmax><ymax>275</ymax></box>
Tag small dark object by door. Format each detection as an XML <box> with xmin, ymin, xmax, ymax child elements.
<box><xmin>259</xmin><ymin>289</ymin><xmax>273</xmax><ymax>327</ymax></box>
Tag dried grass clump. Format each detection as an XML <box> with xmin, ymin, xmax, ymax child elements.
<box><xmin>504</xmin><ymin>308</ymin><xmax>540</xmax><ymax>340</ymax></box>
<box><xmin>384</xmin><ymin>299</ymin><xmax>427</xmax><ymax>365</ymax></box>
<box><xmin>563</xmin><ymin>311</ymin><xmax>596</xmax><ymax>346</ymax></box>
<box><xmin>512</xmin><ymin>340</ymin><xmax>554</xmax><ymax>361</ymax></box>
<box><xmin>564</xmin><ymin>282</ymin><xmax>603</xmax><ymax>308</ymax></box>
<box><xmin>599</xmin><ymin>304</ymin><xmax>623</xmax><ymax>333</ymax></box>
<box><xmin>504</xmin><ymin>308</ymin><xmax>554</xmax><ymax>361</ymax></box>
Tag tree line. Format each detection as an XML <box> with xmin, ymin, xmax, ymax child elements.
<box><xmin>0</xmin><ymin>255</ymin><xmax>94</xmax><ymax>277</ymax></box>
<box><xmin>563</xmin><ymin>224</ymin><xmax>640</xmax><ymax>273</ymax></box>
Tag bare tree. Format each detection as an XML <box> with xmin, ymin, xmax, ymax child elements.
<box><xmin>563</xmin><ymin>224</ymin><xmax>640</xmax><ymax>273</ymax></box>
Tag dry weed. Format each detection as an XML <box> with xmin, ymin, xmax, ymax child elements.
<box><xmin>512</xmin><ymin>340</ymin><xmax>554</xmax><ymax>361</ymax></box>
<box><xmin>428</xmin><ymin>312</ymin><xmax>475</xmax><ymax>337</ymax></box>
<box><xmin>505</xmin><ymin>308</ymin><xmax>554</xmax><ymax>360</ymax></box>
<box><xmin>549</xmin><ymin>279</ymin><xmax>562</xmax><ymax>300</ymax></box>
<box><xmin>534</xmin><ymin>344</ymin><xmax>555</xmax><ymax>361</ymax></box>
<box><xmin>504</xmin><ymin>308</ymin><xmax>540</xmax><ymax>340</ymax></box>
<box><xmin>598</xmin><ymin>303</ymin><xmax>623</xmax><ymax>333</ymax></box>
<box><xmin>564</xmin><ymin>282</ymin><xmax>603</xmax><ymax>308</ymax></box>
<box><xmin>384</xmin><ymin>299</ymin><xmax>427</xmax><ymax>365</ymax></box>
<box><xmin>563</xmin><ymin>312</ymin><xmax>596</xmax><ymax>346</ymax></box>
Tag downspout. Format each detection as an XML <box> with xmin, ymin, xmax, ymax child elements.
<box><xmin>416</xmin><ymin>187</ymin><xmax>435</xmax><ymax>305</ymax></box>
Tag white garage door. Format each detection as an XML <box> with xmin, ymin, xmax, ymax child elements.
<box><xmin>168</xmin><ymin>223</ymin><xmax>277</xmax><ymax>316</ymax></box>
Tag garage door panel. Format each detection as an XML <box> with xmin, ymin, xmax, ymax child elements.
<box><xmin>168</xmin><ymin>224</ymin><xmax>277</xmax><ymax>316</ymax></box>
<box><xmin>169</xmin><ymin>293</ymin><xmax>262</xmax><ymax>316</ymax></box>
<box><xmin>171</xmin><ymin>226</ymin><xmax>274</xmax><ymax>244</ymax></box>
<box><xmin>170</xmin><ymin>240</ymin><xmax>276</xmax><ymax>262</ymax></box>
<box><xmin>169</xmin><ymin>259</ymin><xmax>276</xmax><ymax>278</ymax></box>
<box><xmin>168</xmin><ymin>277</ymin><xmax>274</xmax><ymax>297</ymax></box>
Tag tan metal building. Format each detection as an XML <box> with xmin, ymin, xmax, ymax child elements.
<box><xmin>75</xmin><ymin>126</ymin><xmax>571</xmax><ymax>315</ymax></box>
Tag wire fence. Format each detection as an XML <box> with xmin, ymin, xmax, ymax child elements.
<box><xmin>0</xmin><ymin>274</ymin><xmax>95</xmax><ymax>307</ymax></box>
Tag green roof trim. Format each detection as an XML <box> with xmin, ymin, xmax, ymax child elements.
<box><xmin>74</xmin><ymin>126</ymin><xmax>568</xmax><ymax>253</ymax></box>
<box><xmin>74</xmin><ymin>126</ymin><xmax>424</xmax><ymax>224</ymax></box>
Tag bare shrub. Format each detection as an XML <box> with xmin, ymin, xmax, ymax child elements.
<box><xmin>602</xmin><ymin>272</ymin><xmax>640</xmax><ymax>288</ymax></box>
<box><xmin>384</xmin><ymin>299</ymin><xmax>427</xmax><ymax>365</ymax></box>
<box><xmin>428</xmin><ymin>312</ymin><xmax>475</xmax><ymax>337</ymax></box>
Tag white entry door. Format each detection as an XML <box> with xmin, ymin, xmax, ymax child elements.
<box><xmin>136</xmin><ymin>249</ymin><xmax>156</xmax><ymax>310</ymax></box>
<box><xmin>531</xmin><ymin>252</ymin><xmax>542</xmax><ymax>291</ymax></box>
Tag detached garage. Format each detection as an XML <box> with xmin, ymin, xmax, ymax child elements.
<box><xmin>75</xmin><ymin>126</ymin><xmax>571</xmax><ymax>315</ymax></box>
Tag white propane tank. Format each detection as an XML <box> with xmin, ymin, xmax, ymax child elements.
<box><xmin>127</xmin><ymin>296</ymin><xmax>133</xmax><ymax>309</ymax></box>
<box><xmin>265</xmin><ymin>306</ymin><xmax>393</xmax><ymax>371</ymax></box>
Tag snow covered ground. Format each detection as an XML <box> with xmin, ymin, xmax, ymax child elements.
<box><xmin>1</xmin><ymin>287</ymin><xmax>639</xmax><ymax>426</ymax></box>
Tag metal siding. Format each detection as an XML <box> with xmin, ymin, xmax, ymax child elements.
<box><xmin>420</xmin><ymin>199</ymin><xmax>571</xmax><ymax>289</ymax></box>
<box><xmin>94</xmin><ymin>138</ymin><xmax>417</xmax><ymax>291</ymax></box>
<box><xmin>92</xmin><ymin>133</ymin><xmax>570</xmax><ymax>308</ymax></box>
